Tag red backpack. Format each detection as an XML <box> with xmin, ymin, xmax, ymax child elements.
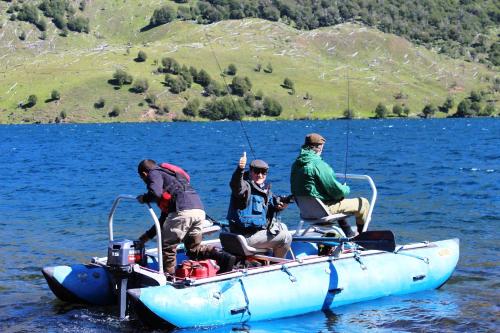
<box><xmin>158</xmin><ymin>163</ymin><xmax>190</xmax><ymax>212</ymax></box>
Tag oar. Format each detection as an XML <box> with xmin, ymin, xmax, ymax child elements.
<box><xmin>293</xmin><ymin>230</ymin><xmax>396</xmax><ymax>252</ymax></box>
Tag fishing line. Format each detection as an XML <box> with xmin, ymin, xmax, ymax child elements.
<box><xmin>203</xmin><ymin>28</ymin><xmax>257</xmax><ymax>159</ymax></box>
<box><xmin>343</xmin><ymin>69</ymin><xmax>351</xmax><ymax>183</ymax></box>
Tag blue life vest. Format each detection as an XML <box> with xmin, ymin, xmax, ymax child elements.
<box><xmin>227</xmin><ymin>184</ymin><xmax>270</xmax><ymax>231</ymax></box>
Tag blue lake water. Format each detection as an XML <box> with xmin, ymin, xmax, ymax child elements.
<box><xmin>0</xmin><ymin>118</ymin><xmax>498</xmax><ymax>332</ymax></box>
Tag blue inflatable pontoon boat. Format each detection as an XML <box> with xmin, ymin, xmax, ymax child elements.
<box><xmin>42</xmin><ymin>175</ymin><xmax>459</xmax><ymax>328</ymax></box>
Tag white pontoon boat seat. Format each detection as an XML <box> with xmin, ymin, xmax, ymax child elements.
<box><xmin>200</xmin><ymin>219</ymin><xmax>221</xmax><ymax>235</ymax></box>
<box><xmin>294</xmin><ymin>196</ymin><xmax>351</xmax><ymax>225</ymax></box>
<box><xmin>219</xmin><ymin>232</ymin><xmax>269</xmax><ymax>257</ymax></box>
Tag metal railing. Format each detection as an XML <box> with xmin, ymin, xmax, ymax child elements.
<box><xmin>344</xmin><ymin>174</ymin><xmax>377</xmax><ymax>231</ymax></box>
<box><xmin>107</xmin><ymin>195</ymin><xmax>163</xmax><ymax>274</ymax></box>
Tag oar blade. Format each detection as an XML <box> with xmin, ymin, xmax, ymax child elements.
<box><xmin>352</xmin><ymin>230</ymin><xmax>396</xmax><ymax>252</ymax></box>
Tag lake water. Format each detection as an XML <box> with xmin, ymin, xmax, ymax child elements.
<box><xmin>0</xmin><ymin>119</ymin><xmax>498</xmax><ymax>332</ymax></box>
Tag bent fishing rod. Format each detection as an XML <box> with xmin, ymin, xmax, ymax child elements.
<box><xmin>203</xmin><ymin>28</ymin><xmax>257</xmax><ymax>160</ymax></box>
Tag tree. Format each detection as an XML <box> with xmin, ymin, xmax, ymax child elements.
<box><xmin>263</xmin><ymin>97</ymin><xmax>282</xmax><ymax>116</ymax></box>
<box><xmin>422</xmin><ymin>104</ymin><xmax>437</xmax><ymax>118</ymax></box>
<box><xmin>226</xmin><ymin>63</ymin><xmax>237</xmax><ymax>75</ymax></box>
<box><xmin>150</xmin><ymin>6</ymin><xmax>176</xmax><ymax>27</ymax></box>
<box><xmin>392</xmin><ymin>104</ymin><xmax>403</xmax><ymax>117</ymax></box>
<box><xmin>51</xmin><ymin>90</ymin><xmax>60</xmax><ymax>100</ymax></box>
<box><xmin>374</xmin><ymin>103</ymin><xmax>388</xmax><ymax>118</ymax></box>
<box><xmin>255</xmin><ymin>63</ymin><xmax>262</xmax><ymax>72</ymax></box>
<box><xmin>182</xmin><ymin>98</ymin><xmax>200</xmax><ymax>117</ymax></box>
<box><xmin>59</xmin><ymin>110</ymin><xmax>67</xmax><ymax>119</ymax></box>
<box><xmin>19</xmin><ymin>31</ymin><xmax>26</xmax><ymax>40</ymax></box>
<box><xmin>136</xmin><ymin>50</ymin><xmax>147</xmax><ymax>62</ymax></box>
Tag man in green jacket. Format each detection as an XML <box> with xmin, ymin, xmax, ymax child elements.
<box><xmin>290</xmin><ymin>133</ymin><xmax>370</xmax><ymax>237</ymax></box>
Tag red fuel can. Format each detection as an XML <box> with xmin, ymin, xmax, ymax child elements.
<box><xmin>175</xmin><ymin>260</ymin><xmax>219</xmax><ymax>279</ymax></box>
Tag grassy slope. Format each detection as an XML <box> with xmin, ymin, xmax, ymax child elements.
<box><xmin>0</xmin><ymin>0</ymin><xmax>497</xmax><ymax>124</ymax></box>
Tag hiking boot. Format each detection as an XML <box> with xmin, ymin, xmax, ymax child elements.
<box><xmin>338</xmin><ymin>219</ymin><xmax>356</xmax><ymax>238</ymax></box>
<box><xmin>211</xmin><ymin>249</ymin><xmax>236</xmax><ymax>273</ymax></box>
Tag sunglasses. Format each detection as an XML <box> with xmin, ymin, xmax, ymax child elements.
<box><xmin>251</xmin><ymin>168</ymin><xmax>268</xmax><ymax>175</ymax></box>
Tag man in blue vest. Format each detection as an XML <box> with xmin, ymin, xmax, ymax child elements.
<box><xmin>226</xmin><ymin>153</ymin><xmax>292</xmax><ymax>258</ymax></box>
<box><xmin>136</xmin><ymin>159</ymin><xmax>236</xmax><ymax>275</ymax></box>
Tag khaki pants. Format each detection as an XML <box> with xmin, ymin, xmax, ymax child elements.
<box><xmin>161</xmin><ymin>209</ymin><xmax>214</xmax><ymax>274</ymax></box>
<box><xmin>245</xmin><ymin>222</ymin><xmax>292</xmax><ymax>258</ymax></box>
<box><xmin>327</xmin><ymin>197</ymin><xmax>370</xmax><ymax>228</ymax></box>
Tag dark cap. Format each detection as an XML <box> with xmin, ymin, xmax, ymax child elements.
<box><xmin>304</xmin><ymin>133</ymin><xmax>326</xmax><ymax>146</ymax></box>
<box><xmin>250</xmin><ymin>159</ymin><xmax>269</xmax><ymax>170</ymax></box>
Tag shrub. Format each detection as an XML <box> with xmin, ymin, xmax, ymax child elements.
<box><xmin>19</xmin><ymin>31</ymin><xmax>26</xmax><ymax>40</ymax></box>
<box><xmin>51</xmin><ymin>90</ymin><xmax>60</xmax><ymax>100</ymax></box>
<box><xmin>145</xmin><ymin>93</ymin><xmax>157</xmax><ymax>106</ymax></box>
<box><xmin>137</xmin><ymin>50</ymin><xmax>147</xmax><ymax>62</ymax></box>
<box><xmin>60</xmin><ymin>110</ymin><xmax>67</xmax><ymax>119</ymax></box>
<box><xmin>439</xmin><ymin>96</ymin><xmax>454</xmax><ymax>113</ymax></box>
<box><xmin>113</xmin><ymin>69</ymin><xmax>133</xmax><ymax>86</ymax></box>
<box><xmin>182</xmin><ymin>98</ymin><xmax>200</xmax><ymax>117</ymax></box>
<box><xmin>231</xmin><ymin>76</ymin><xmax>252</xmax><ymax>96</ymax></box>
<box><xmin>283</xmin><ymin>77</ymin><xmax>294</xmax><ymax>90</ymax></box>
<box><xmin>52</xmin><ymin>14</ymin><xmax>66</xmax><ymax>29</ymax></box>
<box><xmin>421</xmin><ymin>104</ymin><xmax>437</xmax><ymax>118</ymax></box>
<box><xmin>263</xmin><ymin>97</ymin><xmax>282</xmax><ymax>116</ymax></box>
<box><xmin>255</xmin><ymin>90</ymin><xmax>263</xmax><ymax>100</ymax></box>
<box><xmin>109</xmin><ymin>106</ymin><xmax>121</xmax><ymax>117</ymax></box>
<box><xmin>156</xmin><ymin>104</ymin><xmax>169</xmax><ymax>115</ymax></box>
<box><xmin>392</xmin><ymin>104</ymin><xmax>403</xmax><ymax>117</ymax></box>
<box><xmin>150</xmin><ymin>6</ymin><xmax>175</xmax><ymax>27</ymax></box>
<box><xmin>343</xmin><ymin>108</ymin><xmax>356</xmax><ymax>119</ymax></box>
<box><xmin>264</xmin><ymin>63</ymin><xmax>273</xmax><ymax>73</ymax></box>
<box><xmin>26</xmin><ymin>94</ymin><xmax>38</xmax><ymax>108</ymax></box>
<box><xmin>132</xmin><ymin>79</ymin><xmax>149</xmax><ymax>93</ymax></box>
<box><xmin>67</xmin><ymin>16</ymin><xmax>89</xmax><ymax>33</ymax></box>
<box><xmin>17</xmin><ymin>3</ymin><xmax>39</xmax><ymax>25</ymax></box>
<box><xmin>226</xmin><ymin>63</ymin><xmax>237</xmax><ymax>75</ymax></box>
<box><xmin>455</xmin><ymin>100</ymin><xmax>472</xmax><ymax>117</ymax></box>
<box><xmin>94</xmin><ymin>97</ymin><xmax>105</xmax><ymax>109</ymax></box>
<box><xmin>479</xmin><ymin>103</ymin><xmax>496</xmax><ymax>116</ymax></box>
<box><xmin>374</xmin><ymin>103</ymin><xmax>388</xmax><ymax>118</ymax></box>
<box><xmin>195</xmin><ymin>69</ymin><xmax>212</xmax><ymax>87</ymax></box>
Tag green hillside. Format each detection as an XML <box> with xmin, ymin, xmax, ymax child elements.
<box><xmin>0</xmin><ymin>0</ymin><xmax>497</xmax><ymax>124</ymax></box>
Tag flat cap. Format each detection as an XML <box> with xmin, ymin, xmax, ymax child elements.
<box><xmin>250</xmin><ymin>159</ymin><xmax>269</xmax><ymax>169</ymax></box>
<box><xmin>304</xmin><ymin>133</ymin><xmax>326</xmax><ymax>146</ymax></box>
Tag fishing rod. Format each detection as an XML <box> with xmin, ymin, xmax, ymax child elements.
<box><xmin>343</xmin><ymin>69</ymin><xmax>351</xmax><ymax>183</ymax></box>
<box><xmin>203</xmin><ymin>28</ymin><xmax>257</xmax><ymax>160</ymax></box>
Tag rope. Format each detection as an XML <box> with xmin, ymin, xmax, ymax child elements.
<box><xmin>203</xmin><ymin>28</ymin><xmax>257</xmax><ymax>160</ymax></box>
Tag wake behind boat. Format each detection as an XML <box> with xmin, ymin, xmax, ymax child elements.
<box><xmin>42</xmin><ymin>175</ymin><xmax>459</xmax><ymax>328</ymax></box>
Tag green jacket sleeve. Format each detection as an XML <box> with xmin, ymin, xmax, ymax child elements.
<box><xmin>314</xmin><ymin>160</ymin><xmax>350</xmax><ymax>201</ymax></box>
